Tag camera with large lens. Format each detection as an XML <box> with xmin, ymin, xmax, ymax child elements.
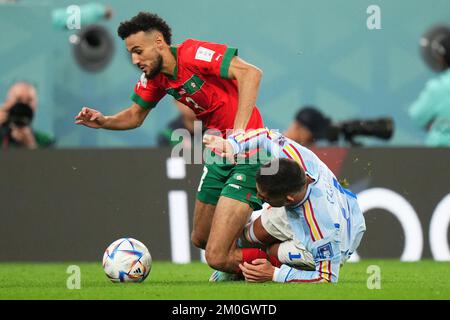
<box><xmin>6</xmin><ymin>102</ymin><xmax>34</xmax><ymax>128</ymax></box>
<box><xmin>72</xmin><ymin>24</ymin><xmax>115</xmax><ymax>72</ymax></box>
<box><xmin>327</xmin><ymin>117</ymin><xmax>394</xmax><ymax>146</ymax></box>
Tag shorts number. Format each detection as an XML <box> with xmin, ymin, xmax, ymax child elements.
<box><xmin>197</xmin><ymin>166</ymin><xmax>208</xmax><ymax>192</ymax></box>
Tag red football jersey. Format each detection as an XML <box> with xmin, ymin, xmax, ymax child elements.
<box><xmin>130</xmin><ymin>39</ymin><xmax>264</xmax><ymax>135</ymax></box>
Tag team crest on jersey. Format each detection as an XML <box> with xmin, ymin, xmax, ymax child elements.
<box><xmin>317</xmin><ymin>242</ymin><xmax>334</xmax><ymax>260</ymax></box>
<box><xmin>275</xmin><ymin>134</ymin><xmax>286</xmax><ymax>147</ymax></box>
<box><xmin>233</xmin><ymin>173</ymin><xmax>247</xmax><ymax>182</ymax></box>
<box><xmin>195</xmin><ymin>46</ymin><xmax>215</xmax><ymax>62</ymax></box>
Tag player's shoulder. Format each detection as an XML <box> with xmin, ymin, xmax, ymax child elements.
<box><xmin>177</xmin><ymin>38</ymin><xmax>227</xmax><ymax>59</ymax></box>
<box><xmin>276</xmin><ymin>131</ymin><xmax>317</xmax><ymax>159</ymax></box>
<box><xmin>178</xmin><ymin>38</ymin><xmax>224</xmax><ymax>49</ymax></box>
<box><xmin>268</xmin><ymin>130</ymin><xmax>298</xmax><ymax>149</ymax></box>
<box><xmin>176</xmin><ymin>39</ymin><xmax>205</xmax><ymax>65</ymax></box>
<box><xmin>177</xmin><ymin>38</ymin><xmax>201</xmax><ymax>53</ymax></box>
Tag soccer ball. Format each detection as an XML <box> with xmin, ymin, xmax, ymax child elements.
<box><xmin>102</xmin><ymin>238</ymin><xmax>152</xmax><ymax>283</ymax></box>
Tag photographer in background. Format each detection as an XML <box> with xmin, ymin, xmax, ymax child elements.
<box><xmin>409</xmin><ymin>25</ymin><xmax>450</xmax><ymax>147</ymax></box>
<box><xmin>0</xmin><ymin>82</ymin><xmax>54</xmax><ymax>150</ymax></box>
<box><xmin>286</xmin><ymin>106</ymin><xmax>393</xmax><ymax>147</ymax></box>
<box><xmin>284</xmin><ymin>107</ymin><xmax>331</xmax><ymax>147</ymax></box>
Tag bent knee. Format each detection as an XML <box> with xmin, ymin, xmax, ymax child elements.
<box><xmin>191</xmin><ymin>232</ymin><xmax>207</xmax><ymax>249</ymax></box>
<box><xmin>205</xmin><ymin>248</ymin><xmax>228</xmax><ymax>271</ymax></box>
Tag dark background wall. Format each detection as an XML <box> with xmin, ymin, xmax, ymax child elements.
<box><xmin>0</xmin><ymin>148</ymin><xmax>201</xmax><ymax>262</ymax></box>
<box><xmin>0</xmin><ymin>148</ymin><xmax>449</xmax><ymax>262</ymax></box>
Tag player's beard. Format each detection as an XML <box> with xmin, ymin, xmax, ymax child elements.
<box><xmin>145</xmin><ymin>55</ymin><xmax>163</xmax><ymax>80</ymax></box>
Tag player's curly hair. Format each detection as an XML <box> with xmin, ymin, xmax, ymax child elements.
<box><xmin>256</xmin><ymin>158</ymin><xmax>306</xmax><ymax>197</ymax></box>
<box><xmin>117</xmin><ymin>12</ymin><xmax>172</xmax><ymax>45</ymax></box>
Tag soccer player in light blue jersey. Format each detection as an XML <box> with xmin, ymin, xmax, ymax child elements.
<box><xmin>204</xmin><ymin>129</ymin><xmax>366</xmax><ymax>283</ymax></box>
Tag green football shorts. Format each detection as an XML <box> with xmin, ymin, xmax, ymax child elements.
<box><xmin>196</xmin><ymin>151</ymin><xmax>265</xmax><ymax>211</ymax></box>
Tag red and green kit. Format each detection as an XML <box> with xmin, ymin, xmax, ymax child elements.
<box><xmin>131</xmin><ymin>38</ymin><xmax>264</xmax><ymax>135</ymax></box>
<box><xmin>131</xmin><ymin>39</ymin><xmax>265</xmax><ymax>209</ymax></box>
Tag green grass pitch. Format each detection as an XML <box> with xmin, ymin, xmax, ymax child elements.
<box><xmin>1</xmin><ymin>260</ymin><xmax>449</xmax><ymax>300</ymax></box>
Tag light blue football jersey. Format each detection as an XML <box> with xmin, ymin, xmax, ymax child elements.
<box><xmin>228</xmin><ymin>129</ymin><xmax>366</xmax><ymax>283</ymax></box>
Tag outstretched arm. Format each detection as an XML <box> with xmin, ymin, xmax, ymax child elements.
<box><xmin>75</xmin><ymin>103</ymin><xmax>151</xmax><ymax>130</ymax></box>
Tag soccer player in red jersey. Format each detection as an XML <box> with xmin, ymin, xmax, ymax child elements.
<box><xmin>75</xmin><ymin>12</ymin><xmax>266</xmax><ymax>275</ymax></box>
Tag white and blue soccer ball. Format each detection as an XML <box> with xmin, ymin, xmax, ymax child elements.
<box><xmin>102</xmin><ymin>238</ymin><xmax>152</xmax><ymax>283</ymax></box>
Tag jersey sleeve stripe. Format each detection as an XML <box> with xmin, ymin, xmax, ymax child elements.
<box><xmin>308</xmin><ymin>199</ymin><xmax>324</xmax><ymax>239</ymax></box>
<box><xmin>282</xmin><ymin>148</ymin><xmax>294</xmax><ymax>160</ymax></box>
<box><xmin>290</xmin><ymin>144</ymin><xmax>307</xmax><ymax>170</ymax></box>
<box><xmin>321</xmin><ymin>261</ymin><xmax>330</xmax><ymax>282</ymax></box>
<box><xmin>243</xmin><ymin>130</ymin><xmax>268</xmax><ymax>143</ymax></box>
<box><xmin>234</xmin><ymin>128</ymin><xmax>268</xmax><ymax>143</ymax></box>
<box><xmin>303</xmin><ymin>200</ymin><xmax>321</xmax><ymax>241</ymax></box>
<box><xmin>284</xmin><ymin>145</ymin><xmax>306</xmax><ymax>170</ymax></box>
<box><xmin>219</xmin><ymin>47</ymin><xmax>238</xmax><ymax>79</ymax></box>
<box><xmin>321</xmin><ymin>261</ymin><xmax>326</xmax><ymax>280</ymax></box>
<box><xmin>320</xmin><ymin>261</ymin><xmax>326</xmax><ymax>280</ymax></box>
<box><xmin>328</xmin><ymin>261</ymin><xmax>332</xmax><ymax>282</ymax></box>
<box><xmin>130</xmin><ymin>93</ymin><xmax>158</xmax><ymax>109</ymax></box>
<box><xmin>301</xmin><ymin>202</ymin><xmax>317</xmax><ymax>241</ymax></box>
<box><xmin>283</xmin><ymin>145</ymin><xmax>299</xmax><ymax>161</ymax></box>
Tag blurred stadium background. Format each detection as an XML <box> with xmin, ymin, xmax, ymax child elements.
<box><xmin>1</xmin><ymin>0</ymin><xmax>450</xmax><ymax>147</ymax></box>
<box><xmin>0</xmin><ymin>0</ymin><xmax>449</xmax><ymax>282</ymax></box>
